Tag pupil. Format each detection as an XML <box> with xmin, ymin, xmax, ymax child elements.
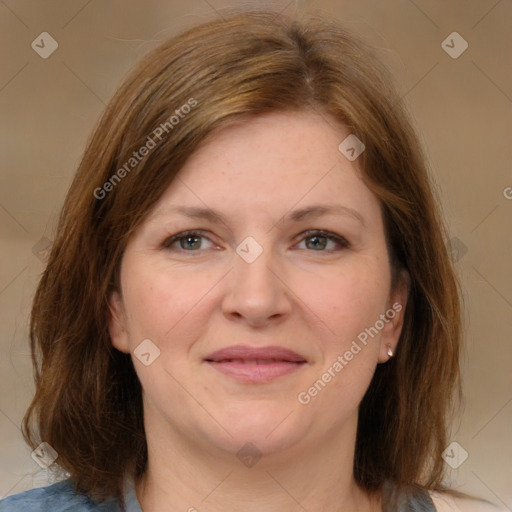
<box><xmin>308</xmin><ymin>236</ymin><xmax>326</xmax><ymax>250</ymax></box>
<box><xmin>182</xmin><ymin>236</ymin><xmax>200</xmax><ymax>249</ymax></box>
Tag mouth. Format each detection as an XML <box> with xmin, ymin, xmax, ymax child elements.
<box><xmin>204</xmin><ymin>345</ymin><xmax>308</xmax><ymax>383</ymax></box>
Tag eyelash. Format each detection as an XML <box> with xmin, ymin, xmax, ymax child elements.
<box><xmin>162</xmin><ymin>229</ymin><xmax>350</xmax><ymax>254</ymax></box>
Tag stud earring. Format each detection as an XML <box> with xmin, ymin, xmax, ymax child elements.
<box><xmin>386</xmin><ymin>344</ymin><xmax>393</xmax><ymax>358</ymax></box>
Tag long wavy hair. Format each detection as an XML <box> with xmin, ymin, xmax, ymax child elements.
<box><xmin>22</xmin><ymin>8</ymin><xmax>462</xmax><ymax>508</ymax></box>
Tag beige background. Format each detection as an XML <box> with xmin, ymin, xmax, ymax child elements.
<box><xmin>1</xmin><ymin>0</ymin><xmax>511</xmax><ymax>507</ymax></box>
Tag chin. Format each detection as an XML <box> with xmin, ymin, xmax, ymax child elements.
<box><xmin>202</xmin><ymin>406</ymin><xmax>308</xmax><ymax>457</ymax></box>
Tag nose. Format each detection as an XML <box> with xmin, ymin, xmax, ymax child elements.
<box><xmin>221</xmin><ymin>239</ymin><xmax>292</xmax><ymax>327</ymax></box>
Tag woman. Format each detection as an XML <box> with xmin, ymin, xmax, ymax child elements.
<box><xmin>0</xmin><ymin>8</ymin><xmax>500</xmax><ymax>512</ymax></box>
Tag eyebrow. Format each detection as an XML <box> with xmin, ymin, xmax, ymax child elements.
<box><xmin>154</xmin><ymin>204</ymin><xmax>365</xmax><ymax>227</ymax></box>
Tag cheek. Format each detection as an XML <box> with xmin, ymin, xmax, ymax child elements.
<box><xmin>299</xmin><ymin>267</ymin><xmax>388</xmax><ymax>421</ymax></box>
<box><xmin>119</xmin><ymin>261</ymin><xmax>179</xmax><ymax>341</ymax></box>
<box><xmin>120</xmin><ymin>257</ymin><xmax>220</xmax><ymax>348</ymax></box>
<box><xmin>305</xmin><ymin>261</ymin><xmax>390</xmax><ymax>342</ymax></box>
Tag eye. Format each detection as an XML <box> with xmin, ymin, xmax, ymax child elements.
<box><xmin>162</xmin><ymin>231</ymin><xmax>215</xmax><ymax>252</ymax></box>
<box><xmin>162</xmin><ymin>229</ymin><xmax>350</xmax><ymax>254</ymax></box>
<box><xmin>295</xmin><ymin>230</ymin><xmax>350</xmax><ymax>252</ymax></box>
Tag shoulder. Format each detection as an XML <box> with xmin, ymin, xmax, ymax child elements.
<box><xmin>430</xmin><ymin>491</ymin><xmax>509</xmax><ymax>512</ymax></box>
<box><xmin>0</xmin><ymin>479</ymin><xmax>118</xmax><ymax>512</ymax></box>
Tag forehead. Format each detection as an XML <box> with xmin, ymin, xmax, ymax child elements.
<box><xmin>148</xmin><ymin>110</ymin><xmax>382</xmax><ymax>227</ymax></box>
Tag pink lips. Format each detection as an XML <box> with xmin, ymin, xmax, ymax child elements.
<box><xmin>205</xmin><ymin>345</ymin><xmax>307</xmax><ymax>383</ymax></box>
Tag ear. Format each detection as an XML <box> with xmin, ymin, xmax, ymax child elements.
<box><xmin>107</xmin><ymin>288</ymin><xmax>130</xmax><ymax>354</ymax></box>
<box><xmin>378</xmin><ymin>268</ymin><xmax>410</xmax><ymax>363</ymax></box>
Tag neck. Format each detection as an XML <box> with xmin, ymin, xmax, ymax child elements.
<box><xmin>135</xmin><ymin>414</ymin><xmax>380</xmax><ymax>512</ymax></box>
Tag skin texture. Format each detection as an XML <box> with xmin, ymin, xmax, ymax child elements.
<box><xmin>108</xmin><ymin>111</ymin><xmax>409</xmax><ymax>512</ymax></box>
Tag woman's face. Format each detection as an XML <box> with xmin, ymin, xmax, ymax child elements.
<box><xmin>108</xmin><ymin>110</ymin><xmax>408</xmax><ymax>460</ymax></box>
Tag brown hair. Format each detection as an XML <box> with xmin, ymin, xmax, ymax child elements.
<box><xmin>23</xmin><ymin>8</ymin><xmax>462</xmax><ymax>507</ymax></box>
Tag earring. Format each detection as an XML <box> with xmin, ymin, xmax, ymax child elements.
<box><xmin>386</xmin><ymin>344</ymin><xmax>393</xmax><ymax>358</ymax></box>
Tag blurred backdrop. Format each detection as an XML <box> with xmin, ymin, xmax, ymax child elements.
<box><xmin>0</xmin><ymin>0</ymin><xmax>511</xmax><ymax>507</ymax></box>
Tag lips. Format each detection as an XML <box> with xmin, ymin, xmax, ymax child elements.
<box><xmin>204</xmin><ymin>345</ymin><xmax>307</xmax><ymax>383</ymax></box>
<box><xmin>205</xmin><ymin>345</ymin><xmax>306</xmax><ymax>363</ymax></box>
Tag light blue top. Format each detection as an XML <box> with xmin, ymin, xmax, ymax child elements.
<box><xmin>0</xmin><ymin>476</ymin><xmax>142</xmax><ymax>512</ymax></box>
<box><xmin>0</xmin><ymin>477</ymin><xmax>436</xmax><ymax>511</ymax></box>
